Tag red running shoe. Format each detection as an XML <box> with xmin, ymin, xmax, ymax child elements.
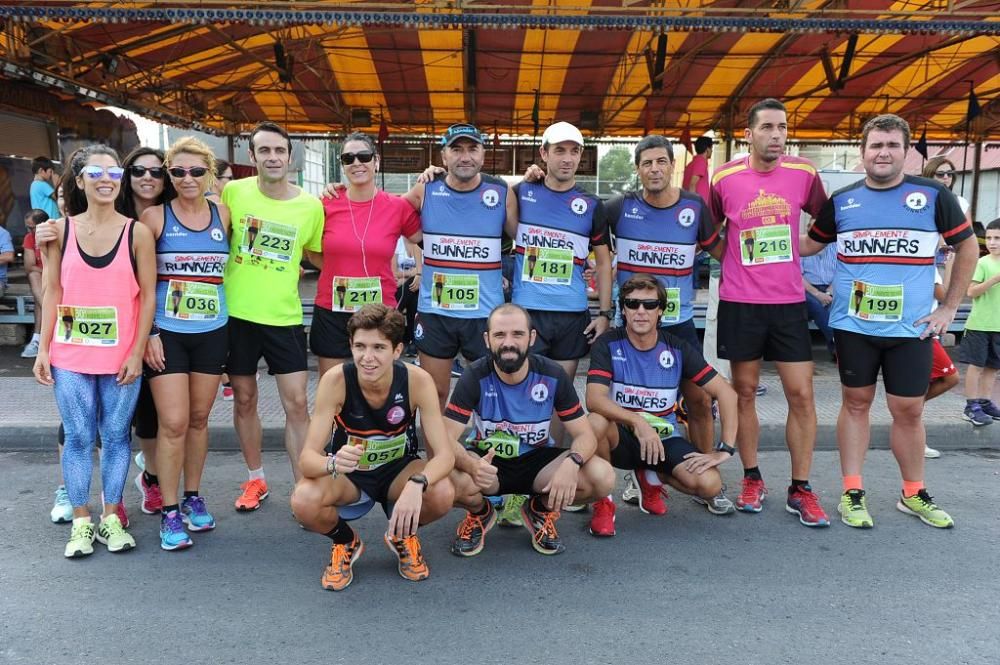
<box><xmin>588</xmin><ymin>497</ymin><xmax>616</xmax><ymax>537</ymax></box>
<box><xmin>635</xmin><ymin>471</ymin><xmax>667</xmax><ymax>516</ymax></box>
<box><xmin>785</xmin><ymin>484</ymin><xmax>830</xmax><ymax>527</ymax></box>
<box><xmin>736</xmin><ymin>477</ymin><xmax>767</xmax><ymax>513</ymax></box>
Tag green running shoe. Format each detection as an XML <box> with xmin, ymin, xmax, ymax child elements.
<box><xmin>498</xmin><ymin>494</ymin><xmax>526</xmax><ymax>527</ymax></box>
<box><xmin>897</xmin><ymin>489</ymin><xmax>954</xmax><ymax>528</ymax></box>
<box><xmin>64</xmin><ymin>518</ymin><xmax>95</xmax><ymax>558</ymax></box>
<box><xmin>838</xmin><ymin>489</ymin><xmax>873</xmax><ymax>529</ymax></box>
<box><xmin>96</xmin><ymin>513</ymin><xmax>136</xmax><ymax>552</ymax></box>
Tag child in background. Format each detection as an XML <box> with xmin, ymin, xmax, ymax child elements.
<box><xmin>959</xmin><ymin>219</ymin><xmax>1000</xmax><ymax>426</ymax></box>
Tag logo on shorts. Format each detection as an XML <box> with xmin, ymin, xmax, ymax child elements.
<box><xmin>386</xmin><ymin>406</ymin><xmax>405</xmax><ymax>425</ymax></box>
<box><xmin>210</xmin><ymin>227</ymin><xmax>225</xmax><ymax>242</ymax></box>
<box><xmin>530</xmin><ymin>383</ymin><xmax>549</xmax><ymax>402</ymax></box>
<box><xmin>570</xmin><ymin>197</ymin><xmax>588</xmax><ymax>216</ymax></box>
<box><xmin>677</xmin><ymin>207</ymin><xmax>696</xmax><ymax>228</ymax></box>
<box><xmin>904</xmin><ymin>191</ymin><xmax>928</xmax><ymax>212</ymax></box>
<box><xmin>481</xmin><ymin>188</ymin><xmax>501</xmax><ymax>209</ymax></box>
<box><xmin>659</xmin><ymin>350</ymin><xmax>675</xmax><ymax>369</ymax></box>
<box><xmin>414</xmin><ymin>323</ymin><xmax>424</xmax><ymax>340</ymax></box>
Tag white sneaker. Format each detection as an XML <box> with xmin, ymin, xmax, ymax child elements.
<box><xmin>924</xmin><ymin>446</ymin><xmax>941</xmax><ymax>459</ymax></box>
<box><xmin>50</xmin><ymin>485</ymin><xmax>73</xmax><ymax>523</ymax></box>
<box><xmin>134</xmin><ymin>451</ymin><xmax>145</xmax><ymax>472</ymax></box>
<box><xmin>621</xmin><ymin>472</ymin><xmax>639</xmax><ymax>505</ymax></box>
<box><xmin>693</xmin><ymin>490</ymin><xmax>737</xmax><ymax>515</ymax></box>
<box><xmin>21</xmin><ymin>338</ymin><xmax>39</xmax><ymax>358</ymax></box>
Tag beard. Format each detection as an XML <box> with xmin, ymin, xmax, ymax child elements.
<box><xmin>492</xmin><ymin>345</ymin><xmax>528</xmax><ymax>374</ymax></box>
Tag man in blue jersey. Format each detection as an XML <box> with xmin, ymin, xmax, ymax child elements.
<box><xmin>407</xmin><ymin>124</ymin><xmax>515</xmax><ymax>409</ymax></box>
<box><xmin>585</xmin><ymin>274</ymin><xmax>739</xmax><ymax>536</ymax></box>
<box><xmin>802</xmin><ymin>114</ymin><xmax>978</xmax><ymax>529</ymax></box>
<box><xmin>445</xmin><ymin>304</ymin><xmax>616</xmax><ymax>556</ymax></box>
<box><xmin>511</xmin><ymin>121</ymin><xmax>613</xmax><ymax>383</ymax></box>
<box><xmin>604</xmin><ymin>135</ymin><xmax>729</xmax><ymax>514</ymax></box>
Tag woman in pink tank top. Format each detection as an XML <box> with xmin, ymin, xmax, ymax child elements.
<box><xmin>33</xmin><ymin>145</ymin><xmax>157</xmax><ymax>559</ymax></box>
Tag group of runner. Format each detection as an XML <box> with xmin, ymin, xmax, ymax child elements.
<box><xmin>32</xmin><ymin>99</ymin><xmax>976</xmax><ymax>590</ymax></box>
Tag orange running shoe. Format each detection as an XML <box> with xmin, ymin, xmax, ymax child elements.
<box><xmin>234</xmin><ymin>479</ymin><xmax>269</xmax><ymax>512</ymax></box>
<box><xmin>321</xmin><ymin>533</ymin><xmax>365</xmax><ymax>591</ymax></box>
<box><xmin>384</xmin><ymin>532</ymin><xmax>430</xmax><ymax>582</ymax></box>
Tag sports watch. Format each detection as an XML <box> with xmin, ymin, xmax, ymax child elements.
<box><xmin>408</xmin><ymin>473</ymin><xmax>429</xmax><ymax>492</ymax></box>
<box><xmin>567</xmin><ymin>452</ymin><xmax>585</xmax><ymax>467</ymax></box>
<box><xmin>597</xmin><ymin>309</ymin><xmax>614</xmax><ymax>320</ymax></box>
<box><xmin>715</xmin><ymin>442</ymin><xmax>737</xmax><ymax>456</ymax></box>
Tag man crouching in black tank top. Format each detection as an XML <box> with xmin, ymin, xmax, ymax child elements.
<box><xmin>291</xmin><ymin>304</ymin><xmax>456</xmax><ymax>591</ymax></box>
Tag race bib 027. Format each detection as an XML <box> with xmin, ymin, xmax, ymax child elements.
<box><xmin>56</xmin><ymin>305</ymin><xmax>119</xmax><ymax>347</ymax></box>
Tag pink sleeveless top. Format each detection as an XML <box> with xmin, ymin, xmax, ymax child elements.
<box><xmin>50</xmin><ymin>218</ymin><xmax>140</xmax><ymax>374</ymax></box>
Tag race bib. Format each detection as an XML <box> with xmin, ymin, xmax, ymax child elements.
<box><xmin>332</xmin><ymin>276</ymin><xmax>382</xmax><ymax>313</ymax></box>
<box><xmin>848</xmin><ymin>281</ymin><xmax>903</xmax><ymax>322</ymax></box>
<box><xmin>56</xmin><ymin>305</ymin><xmax>118</xmax><ymax>347</ymax></box>
<box><xmin>739</xmin><ymin>226</ymin><xmax>792</xmax><ymax>266</ymax></box>
<box><xmin>430</xmin><ymin>273</ymin><xmax>479</xmax><ymax>311</ymax></box>
<box><xmin>348</xmin><ymin>433</ymin><xmax>407</xmax><ymax>471</ymax></box>
<box><xmin>240</xmin><ymin>216</ymin><xmax>297</xmax><ymax>263</ymax></box>
<box><xmin>660</xmin><ymin>287</ymin><xmax>681</xmax><ymax>324</ymax></box>
<box><xmin>521</xmin><ymin>247</ymin><xmax>573</xmax><ymax>285</ymax></box>
<box><xmin>474</xmin><ymin>430</ymin><xmax>521</xmax><ymax>459</ymax></box>
<box><xmin>165</xmin><ymin>280</ymin><xmax>220</xmax><ymax>320</ymax></box>
<box><xmin>630</xmin><ymin>412</ymin><xmax>675</xmax><ymax>439</ymax></box>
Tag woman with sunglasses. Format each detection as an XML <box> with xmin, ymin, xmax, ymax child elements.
<box><xmin>923</xmin><ymin>156</ymin><xmax>972</xmax><ymax>222</ymax></box>
<box><xmin>308</xmin><ymin>132</ymin><xmax>422</xmax><ymax>375</ymax></box>
<box><xmin>139</xmin><ymin>137</ymin><xmax>231</xmax><ymax>550</ymax></box>
<box><xmin>33</xmin><ymin>144</ymin><xmax>157</xmax><ymax>558</ymax></box>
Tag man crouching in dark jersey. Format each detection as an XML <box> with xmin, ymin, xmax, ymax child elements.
<box><xmin>446</xmin><ymin>303</ymin><xmax>615</xmax><ymax>556</ymax></box>
<box><xmin>292</xmin><ymin>304</ymin><xmax>456</xmax><ymax>591</ymax></box>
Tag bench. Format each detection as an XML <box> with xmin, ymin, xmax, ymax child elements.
<box><xmin>0</xmin><ymin>294</ymin><xmax>35</xmax><ymax>325</ymax></box>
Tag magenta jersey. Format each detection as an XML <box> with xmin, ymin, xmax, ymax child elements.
<box><xmin>710</xmin><ymin>155</ymin><xmax>827</xmax><ymax>304</ymax></box>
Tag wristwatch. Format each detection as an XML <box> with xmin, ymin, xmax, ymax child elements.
<box><xmin>715</xmin><ymin>441</ymin><xmax>737</xmax><ymax>456</ymax></box>
<box><xmin>597</xmin><ymin>309</ymin><xmax>614</xmax><ymax>320</ymax></box>
<box><xmin>567</xmin><ymin>452</ymin><xmax>585</xmax><ymax>467</ymax></box>
<box><xmin>408</xmin><ymin>473</ymin><xmax>429</xmax><ymax>492</ymax></box>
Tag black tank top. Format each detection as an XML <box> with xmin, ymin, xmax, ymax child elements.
<box><xmin>329</xmin><ymin>361</ymin><xmax>417</xmax><ymax>471</ymax></box>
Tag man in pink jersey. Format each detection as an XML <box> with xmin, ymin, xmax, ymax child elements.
<box><xmin>710</xmin><ymin>98</ymin><xmax>829</xmax><ymax>527</ymax></box>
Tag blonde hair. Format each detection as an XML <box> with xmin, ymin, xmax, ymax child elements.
<box><xmin>165</xmin><ymin>137</ymin><xmax>217</xmax><ymax>191</ymax></box>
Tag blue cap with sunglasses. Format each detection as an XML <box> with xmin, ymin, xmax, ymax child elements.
<box><xmin>441</xmin><ymin>123</ymin><xmax>485</xmax><ymax>147</ymax></box>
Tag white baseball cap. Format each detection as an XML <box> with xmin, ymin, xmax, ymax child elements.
<box><xmin>542</xmin><ymin>121</ymin><xmax>584</xmax><ymax>147</ymax></box>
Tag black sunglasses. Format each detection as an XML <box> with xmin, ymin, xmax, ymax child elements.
<box><xmin>167</xmin><ymin>166</ymin><xmax>209</xmax><ymax>178</ymax></box>
<box><xmin>129</xmin><ymin>165</ymin><xmax>165</xmax><ymax>179</ymax></box>
<box><xmin>934</xmin><ymin>170</ymin><xmax>955</xmax><ymax>178</ymax></box>
<box><xmin>340</xmin><ymin>151</ymin><xmax>376</xmax><ymax>165</ymax></box>
<box><xmin>623</xmin><ymin>298</ymin><xmax>662</xmax><ymax>311</ymax></box>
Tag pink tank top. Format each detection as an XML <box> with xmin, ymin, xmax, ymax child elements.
<box><xmin>50</xmin><ymin>218</ymin><xmax>140</xmax><ymax>374</ymax></box>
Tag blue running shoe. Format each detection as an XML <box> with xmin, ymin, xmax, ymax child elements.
<box><xmin>160</xmin><ymin>510</ymin><xmax>193</xmax><ymax>551</ymax></box>
<box><xmin>181</xmin><ymin>495</ymin><xmax>216</xmax><ymax>532</ymax></box>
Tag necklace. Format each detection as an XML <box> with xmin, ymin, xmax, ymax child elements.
<box><xmin>347</xmin><ymin>190</ymin><xmax>376</xmax><ymax>277</ymax></box>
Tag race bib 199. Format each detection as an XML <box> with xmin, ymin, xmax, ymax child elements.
<box><xmin>660</xmin><ymin>288</ymin><xmax>681</xmax><ymax>324</ymax></box>
<box><xmin>165</xmin><ymin>280</ymin><xmax>220</xmax><ymax>320</ymax></box>
<box><xmin>522</xmin><ymin>247</ymin><xmax>573</xmax><ymax>285</ymax></box>
<box><xmin>240</xmin><ymin>216</ymin><xmax>297</xmax><ymax>263</ymax></box>
<box><xmin>430</xmin><ymin>273</ymin><xmax>480</xmax><ymax>310</ymax></box>
<box><xmin>332</xmin><ymin>276</ymin><xmax>382</xmax><ymax>312</ymax></box>
<box><xmin>848</xmin><ymin>281</ymin><xmax>903</xmax><ymax>322</ymax></box>
<box><xmin>56</xmin><ymin>305</ymin><xmax>119</xmax><ymax>346</ymax></box>
<box><xmin>740</xmin><ymin>225</ymin><xmax>792</xmax><ymax>266</ymax></box>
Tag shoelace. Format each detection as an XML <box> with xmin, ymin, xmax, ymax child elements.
<box><xmin>535</xmin><ymin>510</ymin><xmax>560</xmax><ymax>543</ymax></box>
<box><xmin>795</xmin><ymin>488</ymin><xmax>824</xmax><ymax>514</ymax></box>
<box><xmin>593</xmin><ymin>500</ymin><xmax>613</xmax><ymax>518</ymax></box>
<box><xmin>102</xmin><ymin>518</ymin><xmax>125</xmax><ymax>537</ymax></box>
<box><xmin>163</xmin><ymin>512</ymin><xmax>185</xmax><ymax>533</ymax></box>
<box><xmin>55</xmin><ymin>488</ymin><xmax>70</xmax><ymax>504</ymax></box>
<box><xmin>914</xmin><ymin>490</ymin><xmax>937</xmax><ymax>508</ymax></box>
<box><xmin>185</xmin><ymin>496</ymin><xmax>206</xmax><ymax>515</ymax></box>
<box><xmin>330</xmin><ymin>542</ymin><xmax>353</xmax><ymax>574</ymax></box>
<box><xmin>146</xmin><ymin>482</ymin><xmax>163</xmax><ymax>503</ymax></box>
<box><xmin>242</xmin><ymin>480</ymin><xmax>263</xmax><ymax>498</ymax></box>
<box><xmin>741</xmin><ymin>479</ymin><xmax>764</xmax><ymax>500</ymax></box>
<box><xmin>847</xmin><ymin>492</ymin><xmax>866</xmax><ymax>510</ymax></box>
<box><xmin>396</xmin><ymin>536</ymin><xmax>426</xmax><ymax>568</ymax></box>
<box><xmin>457</xmin><ymin>513</ymin><xmax>482</xmax><ymax>540</ymax></box>
<box><xmin>72</xmin><ymin>523</ymin><xmax>94</xmax><ymax>541</ymax></box>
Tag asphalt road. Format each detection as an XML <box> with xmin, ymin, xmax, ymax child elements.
<box><xmin>1</xmin><ymin>449</ymin><xmax>998</xmax><ymax>665</ymax></box>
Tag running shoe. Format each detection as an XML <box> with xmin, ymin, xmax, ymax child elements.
<box><xmin>838</xmin><ymin>489</ymin><xmax>873</xmax><ymax>528</ymax></box>
<box><xmin>736</xmin><ymin>477</ymin><xmax>767</xmax><ymax>513</ymax></box>
<box><xmin>134</xmin><ymin>472</ymin><xmax>162</xmax><ymax>515</ymax></box>
<box><xmin>234</xmin><ymin>479</ymin><xmax>269</xmax><ymax>511</ymax></box>
<box><xmin>221</xmin><ymin>383</ymin><xmax>234</xmax><ymax>401</ymax></box>
<box><xmin>134</xmin><ymin>451</ymin><xmax>145</xmax><ymax>472</ymax></box>
<box><xmin>692</xmin><ymin>487</ymin><xmax>736</xmax><ymax>515</ymax></box>
<box><xmin>50</xmin><ymin>485</ymin><xmax>73</xmax><ymax>524</ymax></box>
<box><xmin>96</xmin><ymin>513</ymin><xmax>135</xmax><ymax>553</ymax></box>
<box><xmin>498</xmin><ymin>494</ymin><xmax>526</xmax><ymax>527</ymax></box>
<box><xmin>64</xmin><ymin>518</ymin><xmax>95</xmax><ymax>558</ymax></box>
<box><xmin>384</xmin><ymin>532</ymin><xmax>430</xmax><ymax>582</ymax></box>
<box><xmin>635</xmin><ymin>470</ymin><xmax>668</xmax><ymax>516</ymax></box>
<box><xmin>963</xmin><ymin>402</ymin><xmax>992</xmax><ymax>427</ymax></box>
<box><xmin>159</xmin><ymin>510</ymin><xmax>193</xmax><ymax>551</ymax></box>
<box><xmin>101</xmin><ymin>491</ymin><xmax>130</xmax><ymax>528</ymax></box>
<box><xmin>621</xmin><ymin>471</ymin><xmax>639</xmax><ymax>505</ymax></box>
<box><xmin>785</xmin><ymin>484</ymin><xmax>830</xmax><ymax>527</ymax></box>
<box><xmin>924</xmin><ymin>446</ymin><xmax>941</xmax><ymax>459</ymax></box>
<box><xmin>321</xmin><ymin>533</ymin><xmax>364</xmax><ymax>591</ymax></box>
<box><xmin>897</xmin><ymin>490</ymin><xmax>954</xmax><ymax>528</ymax></box>
<box><xmin>181</xmin><ymin>495</ymin><xmax>216</xmax><ymax>531</ymax></box>
<box><xmin>588</xmin><ymin>497</ymin><xmax>616</xmax><ymax>537</ymax></box>
<box><xmin>520</xmin><ymin>497</ymin><xmax>565</xmax><ymax>555</ymax></box>
<box><xmin>450</xmin><ymin>501</ymin><xmax>497</xmax><ymax>557</ymax></box>
<box><xmin>20</xmin><ymin>338</ymin><xmax>39</xmax><ymax>358</ymax></box>
<box><xmin>450</xmin><ymin>359</ymin><xmax>463</xmax><ymax>377</ymax></box>
<box><xmin>978</xmin><ymin>399</ymin><xmax>1000</xmax><ymax>420</ymax></box>
<box><xmin>563</xmin><ymin>502</ymin><xmax>587</xmax><ymax>513</ymax></box>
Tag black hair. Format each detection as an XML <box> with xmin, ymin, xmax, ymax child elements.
<box><xmin>694</xmin><ymin>136</ymin><xmax>713</xmax><ymax>155</ymax></box>
<box><xmin>63</xmin><ymin>144</ymin><xmax>120</xmax><ymax>217</ymax></box>
<box><xmin>747</xmin><ymin>98</ymin><xmax>786</xmax><ymax>129</ymax></box>
<box><xmin>249</xmin><ymin>121</ymin><xmax>292</xmax><ymax>152</ymax></box>
<box><xmin>634</xmin><ymin>135</ymin><xmax>674</xmax><ymax>165</ymax></box>
<box><xmin>31</xmin><ymin>156</ymin><xmax>54</xmax><ymax>175</ymax></box>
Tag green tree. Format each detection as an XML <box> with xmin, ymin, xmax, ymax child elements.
<box><xmin>598</xmin><ymin>147</ymin><xmax>636</xmax><ymax>196</ymax></box>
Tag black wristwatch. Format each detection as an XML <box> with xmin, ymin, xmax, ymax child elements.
<box><xmin>715</xmin><ymin>441</ymin><xmax>737</xmax><ymax>456</ymax></box>
<box><xmin>567</xmin><ymin>452</ymin><xmax>585</xmax><ymax>467</ymax></box>
<box><xmin>408</xmin><ymin>473</ymin><xmax>429</xmax><ymax>492</ymax></box>
<box><xmin>597</xmin><ymin>309</ymin><xmax>614</xmax><ymax>320</ymax></box>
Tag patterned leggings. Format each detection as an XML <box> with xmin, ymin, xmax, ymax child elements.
<box><xmin>52</xmin><ymin>367</ymin><xmax>141</xmax><ymax>507</ymax></box>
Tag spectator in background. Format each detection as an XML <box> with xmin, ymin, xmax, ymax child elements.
<box><xmin>30</xmin><ymin>156</ymin><xmax>60</xmax><ymax>220</ymax></box>
<box><xmin>21</xmin><ymin>209</ymin><xmax>49</xmax><ymax>358</ymax></box>
<box><xmin>801</xmin><ymin>242</ymin><xmax>837</xmax><ymax>360</ymax></box>
<box><xmin>211</xmin><ymin>159</ymin><xmax>233</xmax><ymax>200</ymax></box>
<box><xmin>393</xmin><ymin>236</ymin><xmax>421</xmax><ymax>357</ymax></box>
<box><xmin>923</xmin><ymin>157</ymin><xmax>971</xmax><ymax>223</ymax></box>
<box><xmin>682</xmin><ymin>136</ymin><xmax>713</xmax><ymax>203</ymax></box>
<box><xmin>0</xmin><ymin>214</ymin><xmax>12</xmax><ymax>297</ymax></box>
